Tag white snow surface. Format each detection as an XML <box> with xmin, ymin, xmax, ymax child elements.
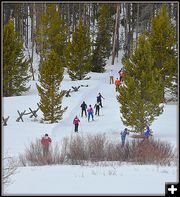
<box><xmin>3</xmin><ymin>57</ymin><xmax>178</xmax><ymax>195</ymax></box>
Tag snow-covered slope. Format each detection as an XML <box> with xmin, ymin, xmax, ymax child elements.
<box><xmin>3</xmin><ymin>60</ymin><xmax>178</xmax><ymax>195</ymax></box>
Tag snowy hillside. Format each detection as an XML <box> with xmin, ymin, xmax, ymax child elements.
<box><xmin>3</xmin><ymin>58</ymin><xmax>178</xmax><ymax>195</ymax></box>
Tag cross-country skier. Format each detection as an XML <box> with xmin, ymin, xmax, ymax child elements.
<box><xmin>109</xmin><ymin>69</ymin><xmax>114</xmax><ymax>84</ymax></box>
<box><xmin>94</xmin><ymin>102</ymin><xmax>101</xmax><ymax>116</ymax></box>
<box><xmin>41</xmin><ymin>134</ymin><xmax>52</xmax><ymax>157</ymax></box>
<box><xmin>97</xmin><ymin>93</ymin><xmax>105</xmax><ymax>108</ymax></box>
<box><xmin>80</xmin><ymin>101</ymin><xmax>87</xmax><ymax>117</ymax></box>
<box><xmin>115</xmin><ymin>78</ymin><xmax>121</xmax><ymax>92</ymax></box>
<box><xmin>73</xmin><ymin>116</ymin><xmax>80</xmax><ymax>132</ymax></box>
<box><xmin>87</xmin><ymin>105</ymin><xmax>94</xmax><ymax>122</ymax></box>
<box><xmin>120</xmin><ymin>128</ymin><xmax>129</xmax><ymax>147</ymax></box>
<box><xmin>144</xmin><ymin>126</ymin><xmax>151</xmax><ymax>138</ymax></box>
<box><xmin>118</xmin><ymin>68</ymin><xmax>124</xmax><ymax>82</ymax></box>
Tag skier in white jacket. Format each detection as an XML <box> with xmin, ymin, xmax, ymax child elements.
<box><xmin>109</xmin><ymin>69</ymin><xmax>114</xmax><ymax>84</ymax></box>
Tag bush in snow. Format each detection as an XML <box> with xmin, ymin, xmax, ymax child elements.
<box><xmin>59</xmin><ymin>134</ymin><xmax>107</xmax><ymax>164</ymax></box>
<box><xmin>19</xmin><ymin>139</ymin><xmax>62</xmax><ymax>166</ymax></box>
<box><xmin>19</xmin><ymin>134</ymin><xmax>175</xmax><ymax>166</ymax></box>
<box><xmin>85</xmin><ymin>134</ymin><xmax>106</xmax><ymax>162</ymax></box>
<box><xmin>67</xmin><ymin>135</ymin><xmax>87</xmax><ymax>165</ymax></box>
<box><xmin>132</xmin><ymin>138</ymin><xmax>175</xmax><ymax>165</ymax></box>
<box><xmin>2</xmin><ymin>156</ymin><xmax>18</xmax><ymax>189</ymax></box>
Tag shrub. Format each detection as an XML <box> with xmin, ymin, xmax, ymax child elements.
<box><xmin>19</xmin><ymin>139</ymin><xmax>62</xmax><ymax>166</ymax></box>
<box><xmin>3</xmin><ymin>156</ymin><xmax>18</xmax><ymax>189</ymax></box>
<box><xmin>68</xmin><ymin>135</ymin><xmax>86</xmax><ymax>164</ymax></box>
<box><xmin>85</xmin><ymin>134</ymin><xmax>106</xmax><ymax>162</ymax></box>
<box><xmin>131</xmin><ymin>138</ymin><xmax>175</xmax><ymax>165</ymax></box>
<box><xmin>19</xmin><ymin>134</ymin><xmax>175</xmax><ymax>166</ymax></box>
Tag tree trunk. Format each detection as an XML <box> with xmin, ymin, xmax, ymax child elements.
<box><xmin>111</xmin><ymin>4</ymin><xmax>120</xmax><ymax>65</ymax></box>
<box><xmin>116</xmin><ymin>3</ymin><xmax>120</xmax><ymax>60</ymax></box>
<box><xmin>3</xmin><ymin>4</ymin><xmax>11</xmax><ymax>25</ymax></box>
<box><xmin>135</xmin><ymin>3</ymin><xmax>139</xmax><ymax>49</ymax></box>
<box><xmin>67</xmin><ymin>3</ymin><xmax>70</xmax><ymax>38</ymax></box>
<box><xmin>31</xmin><ymin>3</ymin><xmax>35</xmax><ymax>80</ymax></box>
<box><xmin>26</xmin><ymin>4</ymin><xmax>28</xmax><ymax>48</ymax></box>
<box><xmin>124</xmin><ymin>3</ymin><xmax>129</xmax><ymax>57</ymax></box>
<box><xmin>72</xmin><ymin>4</ymin><xmax>76</xmax><ymax>32</ymax></box>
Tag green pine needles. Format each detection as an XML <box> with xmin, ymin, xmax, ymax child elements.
<box><xmin>65</xmin><ymin>18</ymin><xmax>92</xmax><ymax>80</ymax></box>
<box><xmin>149</xmin><ymin>4</ymin><xmax>177</xmax><ymax>102</ymax></box>
<box><xmin>91</xmin><ymin>4</ymin><xmax>114</xmax><ymax>73</ymax></box>
<box><xmin>3</xmin><ymin>18</ymin><xmax>31</xmax><ymax>96</ymax></box>
<box><xmin>36</xmin><ymin>50</ymin><xmax>67</xmax><ymax>123</ymax></box>
<box><xmin>35</xmin><ymin>4</ymin><xmax>68</xmax><ymax>64</ymax></box>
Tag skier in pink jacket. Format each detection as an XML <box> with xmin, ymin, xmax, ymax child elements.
<box><xmin>73</xmin><ymin>116</ymin><xmax>80</xmax><ymax>132</ymax></box>
<box><xmin>87</xmin><ymin>105</ymin><xmax>94</xmax><ymax>122</ymax></box>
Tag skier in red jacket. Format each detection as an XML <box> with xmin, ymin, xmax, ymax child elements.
<box><xmin>41</xmin><ymin>133</ymin><xmax>52</xmax><ymax>156</ymax></box>
<box><xmin>115</xmin><ymin>78</ymin><xmax>121</xmax><ymax>92</ymax></box>
<box><xmin>73</xmin><ymin>116</ymin><xmax>80</xmax><ymax>132</ymax></box>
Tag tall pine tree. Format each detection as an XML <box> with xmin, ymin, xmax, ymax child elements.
<box><xmin>36</xmin><ymin>50</ymin><xmax>67</xmax><ymax>123</ymax></box>
<box><xmin>118</xmin><ymin>34</ymin><xmax>164</xmax><ymax>133</ymax></box>
<box><xmin>35</xmin><ymin>4</ymin><xmax>68</xmax><ymax>64</ymax></box>
<box><xmin>3</xmin><ymin>18</ymin><xmax>31</xmax><ymax>96</ymax></box>
<box><xmin>91</xmin><ymin>4</ymin><xmax>114</xmax><ymax>72</ymax></box>
<box><xmin>65</xmin><ymin>17</ymin><xmax>92</xmax><ymax>80</ymax></box>
<box><xmin>149</xmin><ymin>4</ymin><xmax>177</xmax><ymax>102</ymax></box>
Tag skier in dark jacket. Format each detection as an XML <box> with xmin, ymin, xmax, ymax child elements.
<box><xmin>118</xmin><ymin>68</ymin><xmax>124</xmax><ymax>82</ymax></box>
<box><xmin>80</xmin><ymin>101</ymin><xmax>87</xmax><ymax>117</ymax></box>
<box><xmin>94</xmin><ymin>102</ymin><xmax>101</xmax><ymax>116</ymax></box>
<box><xmin>97</xmin><ymin>93</ymin><xmax>105</xmax><ymax>108</ymax></box>
<box><xmin>120</xmin><ymin>128</ymin><xmax>129</xmax><ymax>147</ymax></box>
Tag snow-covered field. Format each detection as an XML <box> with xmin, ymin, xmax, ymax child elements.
<box><xmin>5</xmin><ymin>163</ymin><xmax>177</xmax><ymax>195</ymax></box>
<box><xmin>2</xmin><ymin>58</ymin><xmax>178</xmax><ymax>195</ymax></box>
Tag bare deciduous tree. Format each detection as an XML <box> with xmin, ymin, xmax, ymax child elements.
<box><xmin>2</xmin><ymin>156</ymin><xmax>18</xmax><ymax>189</ymax></box>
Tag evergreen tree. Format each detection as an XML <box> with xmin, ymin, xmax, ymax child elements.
<box><xmin>35</xmin><ymin>4</ymin><xmax>68</xmax><ymax>64</ymax></box>
<box><xmin>118</xmin><ymin>35</ymin><xmax>164</xmax><ymax>133</ymax></box>
<box><xmin>97</xmin><ymin>4</ymin><xmax>114</xmax><ymax>58</ymax></box>
<box><xmin>91</xmin><ymin>44</ymin><xmax>106</xmax><ymax>73</ymax></box>
<box><xmin>3</xmin><ymin>18</ymin><xmax>31</xmax><ymax>97</ymax></box>
<box><xmin>149</xmin><ymin>4</ymin><xmax>177</xmax><ymax>102</ymax></box>
<box><xmin>65</xmin><ymin>17</ymin><xmax>92</xmax><ymax>80</ymax></box>
<box><xmin>91</xmin><ymin>4</ymin><xmax>114</xmax><ymax>72</ymax></box>
<box><xmin>36</xmin><ymin>50</ymin><xmax>67</xmax><ymax>123</ymax></box>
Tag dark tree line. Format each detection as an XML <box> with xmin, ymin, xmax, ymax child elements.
<box><xmin>3</xmin><ymin>2</ymin><xmax>178</xmax><ymax>61</ymax></box>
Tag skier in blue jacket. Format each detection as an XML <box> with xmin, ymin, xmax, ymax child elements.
<box><xmin>144</xmin><ymin>126</ymin><xmax>151</xmax><ymax>138</ymax></box>
<box><xmin>120</xmin><ymin>128</ymin><xmax>129</xmax><ymax>147</ymax></box>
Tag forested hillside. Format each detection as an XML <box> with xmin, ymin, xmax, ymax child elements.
<box><xmin>3</xmin><ymin>2</ymin><xmax>178</xmax><ymax>127</ymax></box>
<box><xmin>3</xmin><ymin>3</ymin><xmax>178</xmax><ymax>64</ymax></box>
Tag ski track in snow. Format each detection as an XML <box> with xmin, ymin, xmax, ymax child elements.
<box><xmin>51</xmin><ymin>86</ymin><xmax>100</xmax><ymax>138</ymax></box>
<box><xmin>51</xmin><ymin>75</ymin><xmax>115</xmax><ymax>141</ymax></box>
